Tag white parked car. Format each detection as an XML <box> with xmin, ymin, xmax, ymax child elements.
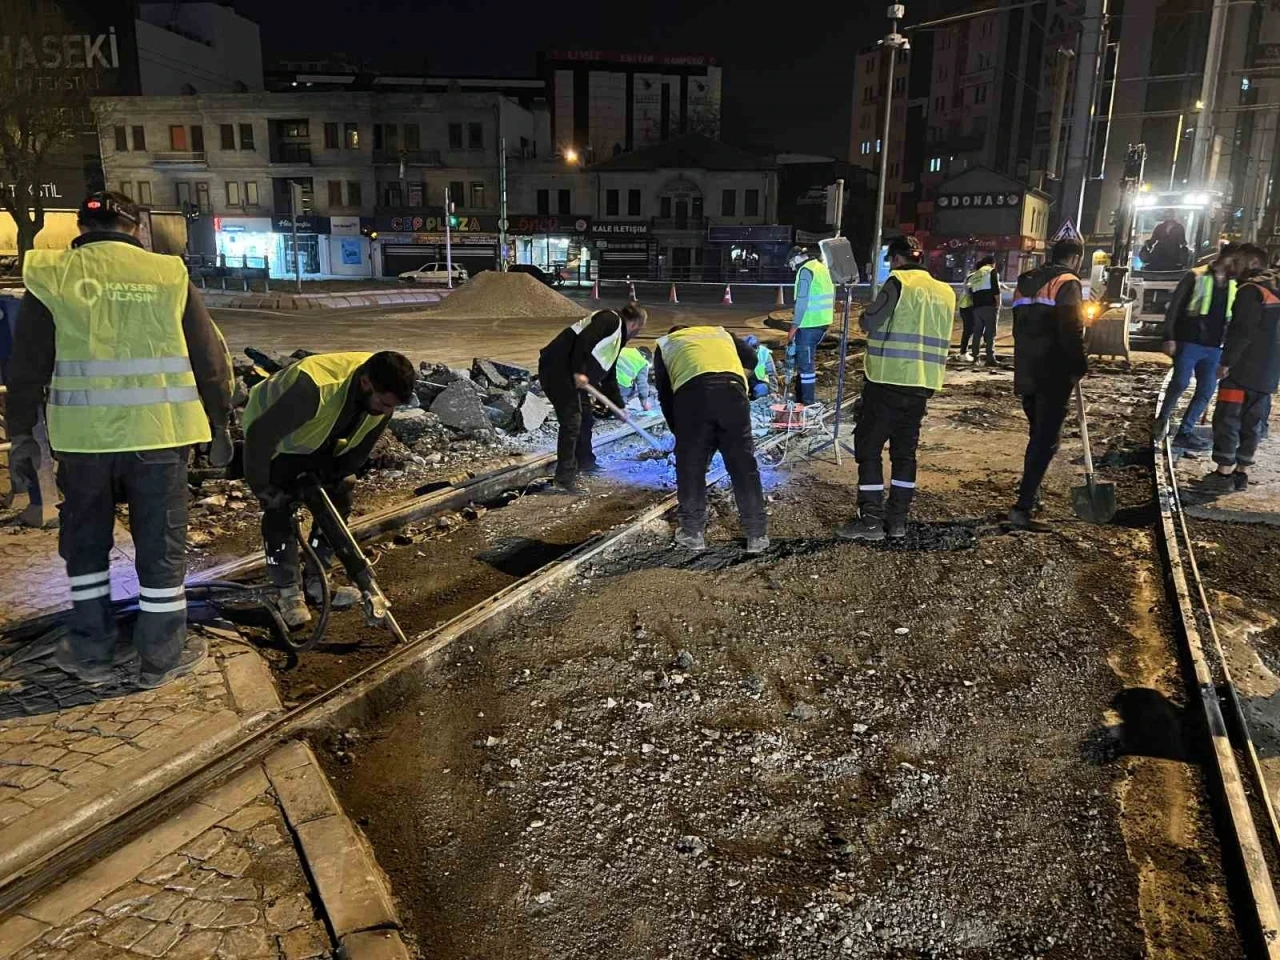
<box><xmin>398</xmin><ymin>262</ymin><xmax>467</xmax><ymax>285</ymax></box>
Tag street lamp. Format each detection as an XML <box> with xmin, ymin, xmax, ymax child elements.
<box><xmin>869</xmin><ymin>4</ymin><xmax>910</xmax><ymax>296</ymax></box>
<box><xmin>564</xmin><ymin>147</ymin><xmax>579</xmax><ymax>165</ymax></box>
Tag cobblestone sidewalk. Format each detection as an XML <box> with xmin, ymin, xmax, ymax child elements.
<box><xmin>0</xmin><ymin>524</ymin><xmax>138</xmax><ymax>628</ymax></box>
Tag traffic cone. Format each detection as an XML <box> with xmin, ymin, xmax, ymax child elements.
<box><xmin>775</xmin><ymin>285</ymin><xmax>785</xmax><ymax>307</ymax></box>
<box><xmin>722</xmin><ymin>284</ymin><xmax>733</xmax><ymax>305</ymax></box>
<box><xmin>627</xmin><ymin>280</ymin><xmax>637</xmax><ymax>301</ymax></box>
<box><xmin>668</xmin><ymin>283</ymin><xmax>679</xmax><ymax>303</ymax></box>
<box><xmin>591</xmin><ymin>278</ymin><xmax>600</xmax><ymax>299</ymax></box>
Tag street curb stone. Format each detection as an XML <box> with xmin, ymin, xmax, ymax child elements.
<box><xmin>222</xmin><ymin>651</ymin><xmax>283</xmax><ymax>723</ymax></box>
<box><xmin>339</xmin><ymin>928</ymin><xmax>412</xmax><ymax>959</ymax></box>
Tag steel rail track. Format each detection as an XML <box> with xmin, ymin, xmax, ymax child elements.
<box><xmin>0</xmin><ymin>404</ymin><xmax>838</xmax><ymax>917</ymax></box>
<box><xmin>1153</xmin><ymin>370</ymin><xmax>1280</xmax><ymax>957</ymax></box>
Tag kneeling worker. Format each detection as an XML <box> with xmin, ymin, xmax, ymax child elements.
<box><xmin>538</xmin><ymin>302</ymin><xmax>648</xmax><ymax>492</ymax></box>
<box><xmin>744</xmin><ymin>335</ymin><xmax>778</xmax><ymax>398</ymax></box>
<box><xmin>655</xmin><ymin>326</ymin><xmax>769</xmax><ymax>553</ymax></box>
<box><xmin>8</xmin><ymin>191</ymin><xmax>233</xmax><ymax>688</ymax></box>
<box><xmin>242</xmin><ymin>351</ymin><xmax>416</xmax><ymax>626</ymax></box>
<box><xmin>615</xmin><ymin>344</ymin><xmax>654</xmax><ymax>411</ymax></box>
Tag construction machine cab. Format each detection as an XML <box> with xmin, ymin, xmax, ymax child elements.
<box><xmin>1131</xmin><ymin>191</ymin><xmax>1226</xmax><ymax>277</ymax></box>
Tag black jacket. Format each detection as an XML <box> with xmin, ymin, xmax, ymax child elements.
<box><xmin>1221</xmin><ymin>269</ymin><xmax>1280</xmax><ymax>394</ymax></box>
<box><xmin>969</xmin><ymin>266</ymin><xmax>1000</xmax><ymax>309</ymax></box>
<box><xmin>1011</xmin><ymin>262</ymin><xmax>1087</xmax><ymax>396</ymax></box>
<box><xmin>653</xmin><ymin>332</ymin><xmax>758</xmax><ymax>427</ymax></box>
<box><xmin>538</xmin><ymin>310</ymin><xmax>626</xmax><ymax>405</ymax></box>
<box><xmin>1162</xmin><ymin>268</ymin><xmax>1231</xmax><ymax>347</ymax></box>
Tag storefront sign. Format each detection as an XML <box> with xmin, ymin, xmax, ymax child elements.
<box><xmin>508</xmin><ymin>214</ymin><xmax>590</xmax><ymax>234</ymax></box>
<box><xmin>330</xmin><ymin>215</ymin><xmax>360</xmax><ymax>236</ymax></box>
<box><xmin>215</xmin><ymin>217</ymin><xmax>272</xmax><ymax>234</ymax></box>
<box><xmin>340</xmin><ymin>238</ymin><xmax>363</xmax><ymax>264</ymax></box>
<box><xmin>272</xmin><ymin>215</ymin><xmax>331</xmax><ymax>234</ymax></box>
<box><xmin>935</xmin><ymin>192</ymin><xmax>1022</xmax><ymax>209</ymax></box>
<box><xmin>377</xmin><ymin>214</ymin><xmax>498</xmax><ymax>233</ymax></box>
<box><xmin>591</xmin><ymin>221</ymin><xmax>649</xmax><ymax>237</ymax></box>
<box><xmin>932</xmin><ymin>234</ymin><xmax>1038</xmax><ymax>252</ymax></box>
<box><xmin>706</xmin><ymin>225</ymin><xmax>792</xmax><ymax>243</ymax></box>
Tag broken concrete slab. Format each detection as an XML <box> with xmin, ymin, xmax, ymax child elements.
<box><xmin>517</xmin><ymin>392</ymin><xmax>554</xmax><ymax>433</ymax></box>
<box><xmin>387</xmin><ymin>409</ymin><xmax>444</xmax><ymax>446</ymax></box>
<box><xmin>430</xmin><ymin>381</ymin><xmax>492</xmax><ymax>434</ymax></box>
<box><xmin>471</xmin><ymin>359</ymin><xmax>508</xmax><ymax>389</ymax></box>
<box><xmin>488</xmin><ymin>360</ymin><xmax>532</xmax><ymax>382</ymax></box>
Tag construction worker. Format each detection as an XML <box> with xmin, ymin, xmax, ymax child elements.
<box><xmin>785</xmin><ymin>246</ymin><xmax>834</xmax><ymax>404</ymax></box>
<box><xmin>1154</xmin><ymin>243</ymin><xmax>1239</xmax><ymax>450</ymax></box>
<box><xmin>615</xmin><ymin>345</ymin><xmax>654</xmax><ymax>411</ymax></box>
<box><xmin>1007</xmin><ymin>237</ymin><xmax>1088</xmax><ymax>531</ymax></box>
<box><xmin>1206</xmin><ymin>244</ymin><xmax>1275</xmax><ymax>492</ymax></box>
<box><xmin>242</xmin><ymin>351</ymin><xmax>416</xmax><ymax>626</ymax></box>
<box><xmin>655</xmin><ymin>325</ymin><xmax>768</xmax><ymax>554</ymax></box>
<box><xmin>956</xmin><ymin>276</ymin><xmax>975</xmax><ymax>359</ymax></box>
<box><xmin>838</xmin><ymin>236</ymin><xmax>954</xmax><ymax>541</ymax></box>
<box><xmin>537</xmin><ymin>302</ymin><xmax>647</xmax><ymax>493</ymax></box>
<box><xmin>743</xmin><ymin>335</ymin><xmax>778</xmax><ymax>398</ymax></box>
<box><xmin>966</xmin><ymin>256</ymin><xmax>1000</xmax><ymax>363</ymax></box>
<box><xmin>7</xmin><ymin>191</ymin><xmax>233</xmax><ymax>687</ymax></box>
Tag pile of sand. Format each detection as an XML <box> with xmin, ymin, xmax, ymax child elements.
<box><xmin>423</xmin><ymin>271</ymin><xmax>586</xmax><ymax>320</ymax></box>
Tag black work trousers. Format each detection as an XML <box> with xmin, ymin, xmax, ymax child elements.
<box><xmin>972</xmin><ymin>305</ymin><xmax>998</xmax><ymax>359</ymax></box>
<box><xmin>671</xmin><ymin>377</ymin><xmax>767</xmax><ymax>538</ymax></box>
<box><xmin>1015</xmin><ymin>386</ymin><xmax>1073</xmax><ymax>511</ymax></box>
<box><xmin>958</xmin><ymin>307</ymin><xmax>976</xmax><ymax>354</ymax></box>
<box><xmin>853</xmin><ymin>380</ymin><xmax>928</xmax><ymax>522</ymax></box>
<box><xmin>1212</xmin><ymin>379</ymin><xmax>1272</xmax><ymax>469</ymax></box>
<box><xmin>58</xmin><ymin>448</ymin><xmax>189</xmax><ymax>675</ymax></box>
<box><xmin>261</xmin><ymin>453</ymin><xmax>356</xmax><ymax>588</ymax></box>
<box><xmin>538</xmin><ymin>362</ymin><xmax>596</xmax><ymax>484</ymax></box>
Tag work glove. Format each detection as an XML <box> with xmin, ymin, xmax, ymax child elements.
<box><xmin>785</xmin><ymin>342</ymin><xmax>797</xmax><ymax>362</ymax></box>
<box><xmin>209</xmin><ymin>426</ymin><xmax>235</xmax><ymax>468</ymax></box>
<box><xmin>7</xmin><ymin>436</ymin><xmax>41</xmax><ymax>495</ymax></box>
<box><xmin>256</xmin><ymin>485</ymin><xmax>294</xmax><ymax>512</ymax></box>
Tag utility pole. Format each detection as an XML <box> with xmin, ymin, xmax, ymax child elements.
<box><xmin>498</xmin><ymin>136</ymin><xmax>508</xmax><ymax>271</ymax></box>
<box><xmin>870</xmin><ymin>4</ymin><xmax>910</xmax><ymax>295</ymax></box>
<box><xmin>289</xmin><ymin>180</ymin><xmax>303</xmax><ymax>293</ymax></box>
<box><xmin>1045</xmin><ymin>48</ymin><xmax>1074</xmax><ymax>181</ymax></box>
<box><xmin>1190</xmin><ymin>0</ymin><xmax>1231</xmax><ymax>186</ymax></box>
<box><xmin>444</xmin><ymin>185</ymin><xmax>454</xmax><ymax>289</ymax></box>
<box><xmin>1060</xmin><ymin>0</ymin><xmax>1107</xmax><ymax>231</ymax></box>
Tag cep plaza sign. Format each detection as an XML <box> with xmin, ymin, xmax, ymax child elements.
<box><xmin>936</xmin><ymin>191</ymin><xmax>1023</xmax><ymax>209</ymax></box>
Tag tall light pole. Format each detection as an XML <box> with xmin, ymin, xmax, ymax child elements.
<box><xmin>869</xmin><ymin>4</ymin><xmax>910</xmax><ymax>296</ymax></box>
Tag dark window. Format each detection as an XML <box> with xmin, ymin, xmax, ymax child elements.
<box><xmin>220</xmin><ymin>124</ymin><xmax>235</xmax><ymax>150</ymax></box>
<box><xmin>606</xmin><ymin>189</ymin><xmax>619</xmax><ymax>216</ymax></box>
<box><xmin>449</xmin><ymin>180</ymin><xmax>464</xmax><ymax>205</ymax></box>
<box><xmin>627</xmin><ymin>189</ymin><xmax>641</xmax><ymax>216</ymax></box>
<box><xmin>470</xmin><ymin>182</ymin><xmax>485</xmax><ymax>207</ymax></box>
<box><xmin>328</xmin><ymin>180</ymin><xmax>342</xmax><ymax>206</ymax></box>
<box><xmin>744</xmin><ymin>189</ymin><xmax>759</xmax><ymax>216</ymax></box>
<box><xmin>721</xmin><ymin>190</ymin><xmax>736</xmax><ymax>216</ymax></box>
<box><xmin>558</xmin><ymin>189</ymin><xmax>571</xmax><ymax>214</ymax></box>
<box><xmin>383</xmin><ymin>182</ymin><xmax>402</xmax><ymax>207</ymax></box>
<box><xmin>226</xmin><ymin>181</ymin><xmax>241</xmax><ymax>206</ymax></box>
<box><xmin>404</xmin><ymin>124</ymin><xmax>420</xmax><ymax>150</ymax></box>
<box><xmin>448</xmin><ymin>123</ymin><xmax>463</xmax><ymax>149</ymax></box>
<box><xmin>176</xmin><ymin>182</ymin><xmax>191</xmax><ymax>207</ymax></box>
<box><xmin>244</xmin><ymin>181</ymin><xmax>258</xmax><ymax>205</ymax></box>
<box><xmin>239</xmin><ymin>123</ymin><xmax>254</xmax><ymax>150</ymax></box>
<box><xmin>195</xmin><ymin>182</ymin><xmax>210</xmax><ymax>212</ymax></box>
<box><xmin>347</xmin><ymin>181</ymin><xmax>362</xmax><ymax>206</ymax></box>
<box><xmin>324</xmin><ymin>122</ymin><xmax>339</xmax><ymax>149</ymax></box>
<box><xmin>660</xmin><ymin>196</ymin><xmax>672</xmax><ymax>218</ymax></box>
<box><xmin>408</xmin><ymin>182</ymin><xmax>422</xmax><ymax>206</ymax></box>
<box><xmin>536</xmin><ymin>189</ymin><xmax>549</xmax><ymax>214</ymax></box>
<box><xmin>468</xmin><ymin>122</ymin><xmax>483</xmax><ymax>149</ymax></box>
<box><xmin>385</xmin><ymin>124</ymin><xmax>399</xmax><ymax>153</ymax></box>
<box><xmin>131</xmin><ymin>126</ymin><xmax>146</xmax><ymax>150</ymax></box>
<box><xmin>137</xmin><ymin>181</ymin><xmax>152</xmax><ymax>205</ymax></box>
<box><xmin>190</xmin><ymin>126</ymin><xmax>204</xmax><ymax>152</ymax></box>
<box><xmin>282</xmin><ymin>120</ymin><xmax>309</xmax><ymax>138</ymax></box>
<box><xmin>345</xmin><ymin>123</ymin><xmax>358</xmax><ymax>148</ymax></box>
<box><xmin>692</xmin><ymin>196</ymin><xmax>703</xmax><ymax>219</ymax></box>
<box><xmin>169</xmin><ymin>125</ymin><xmax>187</xmax><ymax>150</ymax></box>
<box><xmin>113</xmin><ymin>126</ymin><xmax>127</xmax><ymax>151</ymax></box>
<box><xmin>373</xmin><ymin>125</ymin><xmax>383</xmax><ymax>151</ymax></box>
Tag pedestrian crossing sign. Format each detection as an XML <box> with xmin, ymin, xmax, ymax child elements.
<box><xmin>1050</xmin><ymin>219</ymin><xmax>1082</xmax><ymax>242</ymax></box>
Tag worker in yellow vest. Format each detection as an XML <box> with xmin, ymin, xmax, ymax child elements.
<box><xmin>786</xmin><ymin>246</ymin><xmax>834</xmax><ymax>404</ymax></box>
<box><xmin>838</xmin><ymin>235</ymin><xmax>954</xmax><ymax>541</ymax></box>
<box><xmin>7</xmin><ymin>192</ymin><xmax>233</xmax><ymax>688</ymax></box>
<box><xmin>243</xmin><ymin>351</ymin><xmax>415</xmax><ymax>627</ymax></box>
<box><xmin>614</xmin><ymin>345</ymin><xmax>654</xmax><ymax>410</ymax></box>
<box><xmin>654</xmin><ymin>325</ymin><xmax>768</xmax><ymax>554</ymax></box>
<box><xmin>965</xmin><ymin>256</ymin><xmax>1000</xmax><ymax>364</ymax></box>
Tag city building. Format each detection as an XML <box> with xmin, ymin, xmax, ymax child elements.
<box><xmin>135</xmin><ymin>2</ymin><xmax>264</xmax><ymax>95</ymax></box>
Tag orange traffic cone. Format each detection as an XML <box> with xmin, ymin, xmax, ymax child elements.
<box><xmin>775</xmin><ymin>285</ymin><xmax>785</xmax><ymax>307</ymax></box>
<box><xmin>668</xmin><ymin>283</ymin><xmax>679</xmax><ymax>303</ymax></box>
<box><xmin>591</xmin><ymin>278</ymin><xmax>600</xmax><ymax>299</ymax></box>
<box><xmin>722</xmin><ymin>284</ymin><xmax>733</xmax><ymax>305</ymax></box>
<box><xmin>627</xmin><ymin>280</ymin><xmax>637</xmax><ymax>301</ymax></box>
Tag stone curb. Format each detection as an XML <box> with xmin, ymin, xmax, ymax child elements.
<box><xmin>221</xmin><ymin>648</ymin><xmax>284</xmax><ymax>724</ymax></box>
<box><xmin>201</xmin><ymin>289</ymin><xmax>447</xmax><ymax>311</ymax></box>
<box><xmin>265</xmin><ymin>741</ymin><xmax>408</xmax><ymax>959</ymax></box>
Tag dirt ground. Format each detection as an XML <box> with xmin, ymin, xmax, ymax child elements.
<box><xmin>320</xmin><ymin>364</ymin><xmax>1242</xmax><ymax>959</ymax></box>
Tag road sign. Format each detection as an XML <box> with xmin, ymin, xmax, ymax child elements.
<box><xmin>498</xmin><ymin>218</ymin><xmax>509</xmax><ymax>230</ymax></box>
<box><xmin>1050</xmin><ymin>218</ymin><xmax>1081</xmax><ymax>242</ymax></box>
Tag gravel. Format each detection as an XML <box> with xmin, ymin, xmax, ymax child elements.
<box><xmin>422</xmin><ymin>271</ymin><xmax>587</xmax><ymax>320</ymax></box>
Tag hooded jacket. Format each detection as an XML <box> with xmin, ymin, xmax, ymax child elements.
<box><xmin>1221</xmin><ymin>269</ymin><xmax>1280</xmax><ymax>393</ymax></box>
<box><xmin>1011</xmin><ymin>262</ymin><xmax>1087</xmax><ymax>396</ymax></box>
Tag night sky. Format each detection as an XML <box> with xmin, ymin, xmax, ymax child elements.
<box><xmin>233</xmin><ymin>0</ymin><xmax>868</xmax><ymax>159</ymax></box>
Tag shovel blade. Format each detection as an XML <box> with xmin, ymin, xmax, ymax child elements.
<box><xmin>1072</xmin><ymin>479</ymin><xmax>1117</xmax><ymax>524</ymax></box>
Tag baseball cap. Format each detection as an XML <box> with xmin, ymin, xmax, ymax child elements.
<box><xmin>885</xmin><ymin>235</ymin><xmax>923</xmax><ymax>261</ymax></box>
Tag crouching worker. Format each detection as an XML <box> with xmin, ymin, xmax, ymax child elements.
<box><xmin>242</xmin><ymin>351</ymin><xmax>415</xmax><ymax>627</ymax></box>
<box><xmin>615</xmin><ymin>345</ymin><xmax>655</xmax><ymax>411</ymax></box>
<box><xmin>655</xmin><ymin>326</ymin><xmax>769</xmax><ymax>554</ymax></box>
<box><xmin>744</xmin><ymin>335</ymin><xmax>778</xmax><ymax>398</ymax></box>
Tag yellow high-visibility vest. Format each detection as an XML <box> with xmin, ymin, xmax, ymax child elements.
<box><xmin>794</xmin><ymin>259</ymin><xmax>835</xmax><ymax>328</ymax></box>
<box><xmin>22</xmin><ymin>241</ymin><xmax>211</xmax><ymax>453</ymax></box>
<box><xmin>570</xmin><ymin>312</ymin><xmax>623</xmax><ymax>370</ymax></box>
<box><xmin>1188</xmin><ymin>265</ymin><xmax>1237</xmax><ymax>318</ymax></box>
<box><xmin>864</xmin><ymin>269</ymin><xmax>955</xmax><ymax>391</ymax></box>
<box><xmin>615</xmin><ymin>346</ymin><xmax>648</xmax><ymax>388</ymax></box>
<box><xmin>243</xmin><ymin>352</ymin><xmax>385</xmax><ymax>458</ymax></box>
<box><xmin>656</xmin><ymin>326</ymin><xmax>747</xmax><ymax>392</ymax></box>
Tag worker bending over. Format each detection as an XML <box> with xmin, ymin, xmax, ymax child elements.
<box><xmin>965</xmin><ymin>256</ymin><xmax>1000</xmax><ymax>364</ymax></box>
<box><xmin>1207</xmin><ymin>244</ymin><xmax>1275</xmax><ymax>492</ymax></box>
<box><xmin>1154</xmin><ymin>243</ymin><xmax>1239</xmax><ymax>450</ymax></box>
<box><xmin>538</xmin><ymin>302</ymin><xmax>647</xmax><ymax>493</ymax></box>
<box><xmin>8</xmin><ymin>192</ymin><xmax>233</xmax><ymax>688</ymax></box>
<box><xmin>786</xmin><ymin>246</ymin><xmax>834</xmax><ymax>404</ymax></box>
<box><xmin>615</xmin><ymin>345</ymin><xmax>654</xmax><ymax>411</ymax></box>
<box><xmin>744</xmin><ymin>335</ymin><xmax>778</xmax><ymax>398</ymax></box>
<box><xmin>1008</xmin><ymin>238</ymin><xmax>1088</xmax><ymax>531</ymax></box>
<box><xmin>838</xmin><ymin>236</ymin><xmax>953</xmax><ymax>541</ymax></box>
<box><xmin>655</xmin><ymin>326</ymin><xmax>768</xmax><ymax>554</ymax></box>
<box><xmin>243</xmin><ymin>351</ymin><xmax>415</xmax><ymax>627</ymax></box>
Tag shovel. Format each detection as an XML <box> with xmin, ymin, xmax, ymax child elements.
<box><xmin>578</xmin><ymin>381</ymin><xmax>670</xmax><ymax>456</ymax></box>
<box><xmin>1071</xmin><ymin>383</ymin><xmax>1116</xmax><ymax>524</ymax></box>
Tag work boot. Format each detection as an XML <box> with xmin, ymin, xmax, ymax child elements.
<box><xmin>52</xmin><ymin>641</ymin><xmax>115</xmax><ymax>686</ymax></box>
<box><xmin>277</xmin><ymin>585</ymin><xmax>312</xmax><ymax>629</ymax></box>
<box><xmin>1008</xmin><ymin>507</ymin><xmax>1053</xmax><ymax>533</ymax></box>
<box><xmin>1178</xmin><ymin>432</ymin><xmax>1211</xmax><ymax>452</ymax></box>
<box><xmin>1151</xmin><ymin>415</ymin><xmax>1171</xmax><ymax>441</ymax></box>
<box><xmin>136</xmin><ymin>637</ymin><xmax>208</xmax><ymax>690</ymax></box>
<box><xmin>578</xmin><ymin>460</ymin><xmax>603</xmax><ymax>475</ymax></box>
<box><xmin>885</xmin><ymin>516</ymin><xmax>907</xmax><ymax>539</ymax></box>
<box><xmin>673</xmin><ymin>528</ymin><xmax>706</xmax><ymax>551</ymax></box>
<box><xmin>1200</xmin><ymin>470</ymin><xmax>1235</xmax><ymax>494</ymax></box>
<box><xmin>1233</xmin><ymin>470</ymin><xmax>1249</xmax><ymax>492</ymax></box>
<box><xmin>745</xmin><ymin>535</ymin><xmax>771</xmax><ymax>555</ymax></box>
<box><xmin>305</xmin><ymin>574</ymin><xmax>361</xmax><ymax>610</ymax></box>
<box><xmin>836</xmin><ymin>516</ymin><xmax>885</xmax><ymax>541</ymax></box>
<box><xmin>550</xmin><ymin>477</ymin><xmax>587</xmax><ymax>495</ymax></box>
<box><xmin>983</xmin><ymin>353</ymin><xmax>997</xmax><ymax>366</ymax></box>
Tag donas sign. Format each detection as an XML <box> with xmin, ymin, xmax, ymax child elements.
<box><xmin>936</xmin><ymin>192</ymin><xmax>1022</xmax><ymax>209</ymax></box>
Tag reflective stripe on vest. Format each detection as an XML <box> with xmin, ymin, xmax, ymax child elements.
<box><xmin>965</xmin><ymin>265</ymin><xmax>993</xmax><ymax>293</ymax></box>
<box><xmin>753</xmin><ymin>344</ymin><xmax>772</xmax><ymax>381</ymax></box>
<box><xmin>795</xmin><ymin>259</ymin><xmax>835</xmax><ymax>328</ymax></box>
<box><xmin>864</xmin><ymin>269</ymin><xmax>955</xmax><ymax>391</ymax></box>
<box><xmin>615</xmin><ymin>346</ymin><xmax>648</xmax><ymax>388</ymax></box>
<box><xmin>571</xmin><ymin>312</ymin><xmax>624</xmax><ymax>370</ymax></box>
<box><xmin>1188</xmin><ymin>265</ymin><xmax>1237</xmax><ymax>318</ymax></box>
<box><xmin>22</xmin><ymin>241</ymin><xmax>211</xmax><ymax>454</ymax></box>
<box><xmin>656</xmin><ymin>326</ymin><xmax>747</xmax><ymax>393</ymax></box>
<box><xmin>242</xmin><ymin>352</ymin><xmax>386</xmax><ymax>458</ymax></box>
